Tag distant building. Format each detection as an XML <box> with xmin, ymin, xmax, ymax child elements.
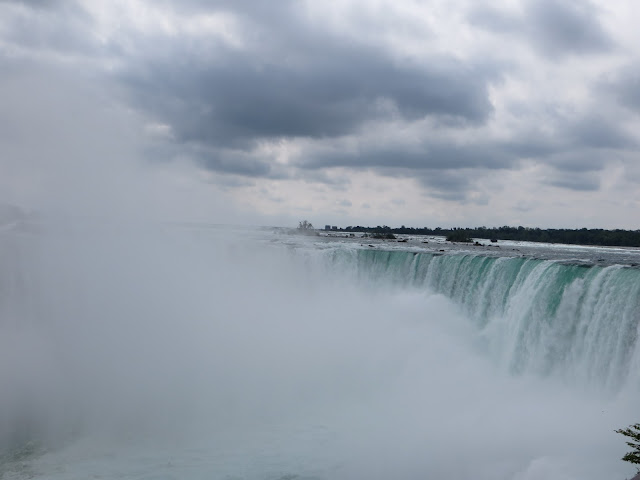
<box><xmin>325</xmin><ymin>225</ymin><xmax>331</xmax><ymax>230</ymax></box>
<box><xmin>331</xmin><ymin>226</ymin><xmax>338</xmax><ymax>230</ymax></box>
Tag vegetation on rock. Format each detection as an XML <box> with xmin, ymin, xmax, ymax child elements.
<box><xmin>446</xmin><ymin>230</ymin><xmax>472</xmax><ymax>242</ymax></box>
<box><xmin>296</xmin><ymin>220</ymin><xmax>318</xmax><ymax>235</ymax></box>
<box><xmin>371</xmin><ymin>232</ymin><xmax>396</xmax><ymax>239</ymax></box>
<box><xmin>298</xmin><ymin>220</ymin><xmax>314</xmax><ymax>230</ymax></box>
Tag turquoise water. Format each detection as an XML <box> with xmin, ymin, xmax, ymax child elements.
<box><xmin>324</xmin><ymin>247</ymin><xmax>640</xmax><ymax>391</ymax></box>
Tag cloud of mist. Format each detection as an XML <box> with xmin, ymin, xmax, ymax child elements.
<box><xmin>0</xmin><ymin>61</ymin><xmax>255</xmax><ymax>226</ymax></box>
<box><xmin>0</xmin><ymin>225</ymin><xmax>636</xmax><ymax>479</ymax></box>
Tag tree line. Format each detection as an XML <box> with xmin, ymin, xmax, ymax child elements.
<box><xmin>334</xmin><ymin>225</ymin><xmax>640</xmax><ymax>247</ymax></box>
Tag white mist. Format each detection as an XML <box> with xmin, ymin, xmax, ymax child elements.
<box><xmin>0</xmin><ymin>225</ymin><xmax>637</xmax><ymax>480</ymax></box>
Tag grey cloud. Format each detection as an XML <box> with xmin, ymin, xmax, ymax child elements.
<box><xmin>120</xmin><ymin>43</ymin><xmax>495</xmax><ymax>151</ymax></box>
<box><xmin>546</xmin><ymin>174</ymin><xmax>600</xmax><ymax>191</ymax></box>
<box><xmin>525</xmin><ymin>0</ymin><xmax>614</xmax><ymax>57</ymax></box>
<box><xmin>568</xmin><ymin>115</ymin><xmax>636</xmax><ymax>150</ymax></box>
<box><xmin>199</xmin><ymin>150</ymin><xmax>272</xmax><ymax>178</ymax></box>
<box><xmin>546</xmin><ymin>152</ymin><xmax>605</xmax><ymax>172</ymax></box>
<box><xmin>113</xmin><ymin>0</ymin><xmax>498</xmax><ymax>165</ymax></box>
<box><xmin>162</xmin><ymin>0</ymin><xmax>292</xmax><ymax>17</ymax></box>
<box><xmin>505</xmin><ymin>138</ymin><xmax>558</xmax><ymax>160</ymax></box>
<box><xmin>2</xmin><ymin>0</ymin><xmax>632</xmax><ymax>203</ymax></box>
<box><xmin>296</xmin><ymin>171</ymin><xmax>351</xmax><ymax>188</ymax></box>
<box><xmin>293</xmin><ymin>138</ymin><xmax>531</xmax><ymax>203</ymax></box>
<box><xmin>143</xmin><ymin>139</ymin><xmax>281</xmax><ymax>178</ymax></box>
<box><xmin>294</xmin><ymin>141</ymin><xmax>503</xmax><ymax>202</ymax></box>
<box><xmin>602</xmin><ymin>65</ymin><xmax>640</xmax><ymax>114</ymax></box>
<box><xmin>515</xmin><ymin>201</ymin><xmax>534</xmax><ymax>212</ymax></box>
<box><xmin>2</xmin><ymin>0</ymin><xmax>501</xmax><ymax>183</ymax></box>
<box><xmin>614</xmin><ymin>81</ymin><xmax>640</xmax><ymax>113</ymax></box>
<box><xmin>0</xmin><ymin>0</ymin><xmax>69</xmax><ymax>9</ymax></box>
<box><xmin>502</xmin><ymin>110</ymin><xmax>635</xmax><ymax>168</ymax></box>
<box><xmin>173</xmin><ymin>143</ymin><xmax>284</xmax><ymax>178</ymax></box>
<box><xmin>504</xmin><ymin>114</ymin><xmax>637</xmax><ymax>170</ymax></box>
<box><xmin>467</xmin><ymin>5</ymin><xmax>520</xmax><ymax>33</ymax></box>
<box><xmin>0</xmin><ymin>1</ymin><xmax>95</xmax><ymax>55</ymax></box>
<box><xmin>299</xmin><ymin>141</ymin><xmax>513</xmax><ymax>171</ymax></box>
<box><xmin>416</xmin><ymin>170</ymin><xmax>478</xmax><ymax>201</ymax></box>
<box><xmin>209</xmin><ymin>175</ymin><xmax>255</xmax><ymax>188</ymax></box>
<box><xmin>295</xmin><ymin>118</ymin><xmax>624</xmax><ymax>200</ymax></box>
<box><xmin>469</xmin><ymin>0</ymin><xmax>614</xmax><ymax>59</ymax></box>
<box><xmin>0</xmin><ymin>203</ymin><xmax>27</xmax><ymax>225</ymax></box>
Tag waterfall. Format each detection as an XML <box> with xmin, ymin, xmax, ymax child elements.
<box><xmin>326</xmin><ymin>248</ymin><xmax>640</xmax><ymax>391</ymax></box>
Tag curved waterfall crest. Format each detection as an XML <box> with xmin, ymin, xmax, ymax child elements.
<box><xmin>325</xmin><ymin>247</ymin><xmax>640</xmax><ymax>391</ymax></box>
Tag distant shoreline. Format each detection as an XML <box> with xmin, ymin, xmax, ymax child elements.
<box><xmin>321</xmin><ymin>225</ymin><xmax>640</xmax><ymax>248</ymax></box>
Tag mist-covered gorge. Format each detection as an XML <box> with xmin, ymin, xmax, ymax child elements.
<box><xmin>1</xmin><ymin>226</ymin><xmax>639</xmax><ymax>480</ymax></box>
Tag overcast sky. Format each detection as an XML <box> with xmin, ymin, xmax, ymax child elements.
<box><xmin>1</xmin><ymin>0</ymin><xmax>639</xmax><ymax>228</ymax></box>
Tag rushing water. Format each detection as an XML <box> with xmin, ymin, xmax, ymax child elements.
<box><xmin>0</xmin><ymin>223</ymin><xmax>639</xmax><ymax>480</ymax></box>
<box><xmin>325</xmin><ymin>247</ymin><xmax>640</xmax><ymax>391</ymax></box>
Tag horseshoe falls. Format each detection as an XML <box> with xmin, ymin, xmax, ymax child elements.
<box><xmin>332</xmin><ymin>248</ymin><xmax>640</xmax><ymax>392</ymax></box>
<box><xmin>1</xmin><ymin>225</ymin><xmax>639</xmax><ymax>480</ymax></box>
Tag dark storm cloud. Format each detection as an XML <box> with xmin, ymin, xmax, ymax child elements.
<box><xmin>120</xmin><ymin>41</ymin><xmax>495</xmax><ymax>151</ymax></box>
<box><xmin>469</xmin><ymin>0</ymin><xmax>614</xmax><ymax>58</ymax></box>
<box><xmin>1</xmin><ymin>0</ymin><xmax>501</xmax><ymax>186</ymax></box>
<box><xmin>2</xmin><ymin>0</ymin><xmax>635</xmax><ymax>206</ymax></box>
<box><xmin>102</xmin><ymin>0</ymin><xmax>500</xmax><ymax>178</ymax></box>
